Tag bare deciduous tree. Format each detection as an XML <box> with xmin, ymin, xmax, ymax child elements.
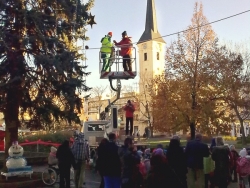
<box><xmin>89</xmin><ymin>85</ymin><xmax>107</xmax><ymax>119</ymax></box>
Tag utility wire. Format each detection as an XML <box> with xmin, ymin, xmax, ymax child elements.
<box><xmin>86</xmin><ymin>9</ymin><xmax>250</xmax><ymax>50</ymax></box>
<box><xmin>157</xmin><ymin>9</ymin><xmax>250</xmax><ymax>43</ymax></box>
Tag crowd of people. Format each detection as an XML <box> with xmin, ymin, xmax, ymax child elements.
<box><xmin>94</xmin><ymin>133</ymin><xmax>250</xmax><ymax>188</ymax></box>
<box><xmin>94</xmin><ymin>133</ymin><xmax>186</xmax><ymax>188</ymax></box>
<box><xmin>49</xmin><ymin>131</ymin><xmax>250</xmax><ymax>188</ymax></box>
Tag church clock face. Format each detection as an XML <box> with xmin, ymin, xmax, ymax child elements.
<box><xmin>143</xmin><ymin>43</ymin><xmax>147</xmax><ymax>49</ymax></box>
<box><xmin>156</xmin><ymin>43</ymin><xmax>161</xmax><ymax>51</ymax></box>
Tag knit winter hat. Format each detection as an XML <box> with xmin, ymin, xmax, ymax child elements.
<box><xmin>153</xmin><ymin>148</ymin><xmax>164</xmax><ymax>156</ymax></box>
<box><xmin>145</xmin><ymin>148</ymin><xmax>150</xmax><ymax>154</ymax></box>
<box><xmin>108</xmin><ymin>32</ymin><xmax>112</xmax><ymax>36</ymax></box>
<box><xmin>239</xmin><ymin>148</ymin><xmax>247</xmax><ymax>157</ymax></box>
<box><xmin>137</xmin><ymin>150</ymin><xmax>143</xmax><ymax>158</ymax></box>
<box><xmin>172</xmin><ymin>135</ymin><xmax>180</xmax><ymax>140</ymax></box>
<box><xmin>229</xmin><ymin>145</ymin><xmax>235</xmax><ymax>151</ymax></box>
<box><xmin>51</xmin><ymin>146</ymin><xmax>57</xmax><ymax>152</ymax></box>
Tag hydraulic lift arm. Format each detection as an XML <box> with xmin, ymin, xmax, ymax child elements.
<box><xmin>105</xmin><ymin>78</ymin><xmax>121</xmax><ymax>114</ymax></box>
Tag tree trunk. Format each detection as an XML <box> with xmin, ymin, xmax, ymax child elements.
<box><xmin>233</xmin><ymin>106</ymin><xmax>246</xmax><ymax>145</ymax></box>
<box><xmin>149</xmin><ymin>119</ymin><xmax>153</xmax><ymax>138</ymax></box>
<box><xmin>189</xmin><ymin>47</ymin><xmax>198</xmax><ymax>140</ymax></box>
<box><xmin>145</xmin><ymin>102</ymin><xmax>153</xmax><ymax>137</ymax></box>
<box><xmin>240</xmin><ymin>119</ymin><xmax>246</xmax><ymax>145</ymax></box>
<box><xmin>2</xmin><ymin>88</ymin><xmax>20</xmax><ymax>171</ymax></box>
<box><xmin>190</xmin><ymin>121</ymin><xmax>195</xmax><ymax>140</ymax></box>
<box><xmin>190</xmin><ymin>92</ymin><xmax>196</xmax><ymax>140</ymax></box>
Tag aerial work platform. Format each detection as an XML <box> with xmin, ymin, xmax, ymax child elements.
<box><xmin>100</xmin><ymin>71</ymin><xmax>136</xmax><ymax>79</ymax></box>
<box><xmin>99</xmin><ymin>46</ymin><xmax>137</xmax><ymax>79</ymax></box>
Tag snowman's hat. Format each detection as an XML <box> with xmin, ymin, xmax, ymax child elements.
<box><xmin>12</xmin><ymin>141</ymin><xmax>18</xmax><ymax>145</ymax></box>
<box><xmin>51</xmin><ymin>146</ymin><xmax>57</xmax><ymax>152</ymax></box>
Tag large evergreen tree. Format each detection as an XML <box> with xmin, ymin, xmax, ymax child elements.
<box><xmin>0</xmin><ymin>0</ymin><xmax>94</xmax><ymax>159</ymax></box>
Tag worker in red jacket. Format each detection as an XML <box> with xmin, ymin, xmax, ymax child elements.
<box><xmin>113</xmin><ymin>31</ymin><xmax>133</xmax><ymax>71</ymax></box>
<box><xmin>124</xmin><ymin>100</ymin><xmax>135</xmax><ymax>136</ymax></box>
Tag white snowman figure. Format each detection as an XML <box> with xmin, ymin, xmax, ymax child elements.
<box><xmin>6</xmin><ymin>141</ymin><xmax>27</xmax><ymax>169</ymax></box>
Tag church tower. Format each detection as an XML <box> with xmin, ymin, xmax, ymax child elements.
<box><xmin>137</xmin><ymin>0</ymin><xmax>165</xmax><ymax>94</ymax></box>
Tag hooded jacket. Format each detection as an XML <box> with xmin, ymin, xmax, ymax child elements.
<box><xmin>114</xmin><ymin>37</ymin><xmax>132</xmax><ymax>56</ymax></box>
<box><xmin>237</xmin><ymin>149</ymin><xmax>250</xmax><ymax>177</ymax></box>
<box><xmin>100</xmin><ymin>35</ymin><xmax>113</xmax><ymax>53</ymax></box>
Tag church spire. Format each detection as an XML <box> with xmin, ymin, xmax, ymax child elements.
<box><xmin>138</xmin><ymin>0</ymin><xmax>165</xmax><ymax>44</ymax></box>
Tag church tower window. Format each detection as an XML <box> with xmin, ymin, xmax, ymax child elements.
<box><xmin>157</xmin><ymin>52</ymin><xmax>160</xmax><ymax>60</ymax></box>
<box><xmin>144</xmin><ymin>53</ymin><xmax>147</xmax><ymax>61</ymax></box>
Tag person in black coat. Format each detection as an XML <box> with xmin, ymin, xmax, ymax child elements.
<box><xmin>96</xmin><ymin>138</ymin><xmax>109</xmax><ymax>188</ymax></box>
<box><xmin>167</xmin><ymin>136</ymin><xmax>187</xmax><ymax>188</ymax></box>
<box><xmin>56</xmin><ymin>140</ymin><xmax>76</xmax><ymax>188</ymax></box>
<box><xmin>102</xmin><ymin>133</ymin><xmax>121</xmax><ymax>188</ymax></box>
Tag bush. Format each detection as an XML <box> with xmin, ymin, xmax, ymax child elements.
<box><xmin>18</xmin><ymin>131</ymin><xmax>74</xmax><ymax>152</ymax></box>
<box><xmin>222</xmin><ymin>136</ymin><xmax>237</xmax><ymax>141</ymax></box>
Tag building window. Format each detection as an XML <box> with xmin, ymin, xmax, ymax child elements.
<box><xmin>157</xmin><ymin>52</ymin><xmax>159</xmax><ymax>60</ymax></box>
<box><xmin>144</xmin><ymin>53</ymin><xmax>147</xmax><ymax>61</ymax></box>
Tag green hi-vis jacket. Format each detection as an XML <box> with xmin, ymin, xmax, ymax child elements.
<box><xmin>203</xmin><ymin>155</ymin><xmax>215</xmax><ymax>174</ymax></box>
<box><xmin>100</xmin><ymin>35</ymin><xmax>113</xmax><ymax>53</ymax></box>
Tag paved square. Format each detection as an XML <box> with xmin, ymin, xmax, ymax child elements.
<box><xmin>34</xmin><ymin>165</ymin><xmax>239</xmax><ymax>188</ymax></box>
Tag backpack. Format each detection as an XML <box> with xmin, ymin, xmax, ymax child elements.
<box><xmin>236</xmin><ymin>157</ymin><xmax>250</xmax><ymax>176</ymax></box>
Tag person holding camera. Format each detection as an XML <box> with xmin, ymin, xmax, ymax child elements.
<box><xmin>124</xmin><ymin>100</ymin><xmax>135</xmax><ymax>136</ymax></box>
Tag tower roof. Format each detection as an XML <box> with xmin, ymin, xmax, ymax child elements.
<box><xmin>138</xmin><ymin>0</ymin><xmax>165</xmax><ymax>44</ymax></box>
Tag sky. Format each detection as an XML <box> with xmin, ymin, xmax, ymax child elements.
<box><xmin>81</xmin><ymin>0</ymin><xmax>250</xmax><ymax>96</ymax></box>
